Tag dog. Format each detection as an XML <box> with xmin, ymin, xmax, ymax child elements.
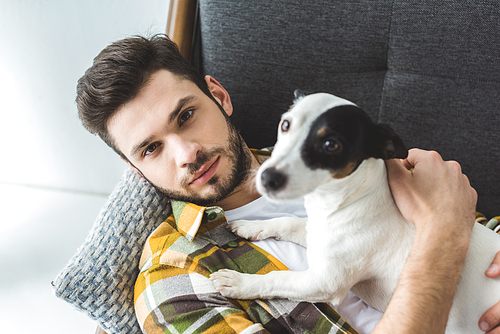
<box><xmin>210</xmin><ymin>91</ymin><xmax>500</xmax><ymax>333</ymax></box>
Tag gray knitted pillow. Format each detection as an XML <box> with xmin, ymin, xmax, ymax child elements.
<box><xmin>52</xmin><ymin>168</ymin><xmax>171</xmax><ymax>334</ymax></box>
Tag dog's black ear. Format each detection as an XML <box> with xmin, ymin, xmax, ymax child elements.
<box><xmin>294</xmin><ymin>89</ymin><xmax>313</xmax><ymax>101</ymax></box>
<box><xmin>367</xmin><ymin>124</ymin><xmax>408</xmax><ymax>160</ymax></box>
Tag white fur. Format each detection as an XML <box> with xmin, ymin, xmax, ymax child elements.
<box><xmin>210</xmin><ymin>93</ymin><xmax>500</xmax><ymax>333</ymax></box>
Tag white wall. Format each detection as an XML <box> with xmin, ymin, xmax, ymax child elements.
<box><xmin>0</xmin><ymin>0</ymin><xmax>170</xmax><ymax>332</ymax></box>
<box><xmin>0</xmin><ymin>0</ymin><xmax>170</xmax><ymax>193</ymax></box>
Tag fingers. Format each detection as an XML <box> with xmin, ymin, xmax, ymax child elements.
<box><xmin>385</xmin><ymin>148</ymin><xmax>428</xmax><ymax>185</ymax></box>
<box><xmin>386</xmin><ymin>148</ymin><xmax>428</xmax><ymax>173</ymax></box>
<box><xmin>385</xmin><ymin>158</ymin><xmax>410</xmax><ymax>183</ymax></box>
<box><xmin>404</xmin><ymin>149</ymin><xmax>442</xmax><ymax>171</ymax></box>
<box><xmin>486</xmin><ymin>326</ymin><xmax>500</xmax><ymax>334</ymax></box>
<box><xmin>480</xmin><ymin>252</ymin><xmax>500</xmax><ymax>332</ymax></box>
<box><xmin>479</xmin><ymin>300</ymin><xmax>500</xmax><ymax>333</ymax></box>
<box><xmin>400</xmin><ymin>158</ymin><xmax>414</xmax><ymax>170</ymax></box>
<box><xmin>486</xmin><ymin>251</ymin><xmax>500</xmax><ymax>278</ymax></box>
<box><xmin>386</xmin><ymin>148</ymin><xmax>477</xmax><ymax>233</ymax></box>
<box><xmin>386</xmin><ymin>148</ymin><xmax>429</xmax><ymax>175</ymax></box>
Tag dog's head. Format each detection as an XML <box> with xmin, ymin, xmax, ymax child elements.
<box><xmin>257</xmin><ymin>92</ymin><xmax>408</xmax><ymax>200</ymax></box>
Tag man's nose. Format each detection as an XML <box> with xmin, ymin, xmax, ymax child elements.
<box><xmin>170</xmin><ymin>135</ymin><xmax>202</xmax><ymax>168</ymax></box>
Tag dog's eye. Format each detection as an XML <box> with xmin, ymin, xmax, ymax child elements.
<box><xmin>281</xmin><ymin>120</ymin><xmax>290</xmax><ymax>132</ymax></box>
<box><xmin>323</xmin><ymin>139</ymin><xmax>341</xmax><ymax>153</ymax></box>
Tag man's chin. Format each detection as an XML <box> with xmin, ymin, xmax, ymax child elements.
<box><xmin>170</xmin><ymin>193</ymin><xmax>227</xmax><ymax>207</ymax></box>
<box><xmin>155</xmin><ymin>183</ymin><xmax>233</xmax><ymax>207</ymax></box>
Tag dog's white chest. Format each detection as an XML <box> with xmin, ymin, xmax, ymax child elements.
<box><xmin>303</xmin><ymin>159</ymin><xmax>415</xmax><ymax>311</ymax></box>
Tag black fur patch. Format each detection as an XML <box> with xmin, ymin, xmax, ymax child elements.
<box><xmin>301</xmin><ymin>105</ymin><xmax>407</xmax><ymax>174</ymax></box>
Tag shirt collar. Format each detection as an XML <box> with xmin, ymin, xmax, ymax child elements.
<box><xmin>171</xmin><ymin>201</ymin><xmax>225</xmax><ymax>241</ymax></box>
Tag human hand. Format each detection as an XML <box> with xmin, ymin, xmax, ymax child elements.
<box><xmin>385</xmin><ymin>149</ymin><xmax>477</xmax><ymax>238</ymax></box>
<box><xmin>479</xmin><ymin>251</ymin><xmax>500</xmax><ymax>333</ymax></box>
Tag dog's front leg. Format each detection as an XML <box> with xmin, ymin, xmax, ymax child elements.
<box><xmin>210</xmin><ymin>269</ymin><xmax>350</xmax><ymax>304</ymax></box>
<box><xmin>227</xmin><ymin>217</ymin><xmax>307</xmax><ymax>247</ymax></box>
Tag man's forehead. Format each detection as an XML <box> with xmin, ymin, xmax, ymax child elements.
<box><xmin>110</xmin><ymin>70</ymin><xmax>198</xmax><ymax>120</ymax></box>
<box><xmin>107</xmin><ymin>74</ymin><xmax>201</xmax><ymax>155</ymax></box>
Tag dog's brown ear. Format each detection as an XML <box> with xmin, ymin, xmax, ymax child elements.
<box><xmin>368</xmin><ymin>124</ymin><xmax>408</xmax><ymax>160</ymax></box>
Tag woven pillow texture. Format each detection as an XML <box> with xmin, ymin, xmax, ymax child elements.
<box><xmin>52</xmin><ymin>168</ymin><xmax>171</xmax><ymax>333</ymax></box>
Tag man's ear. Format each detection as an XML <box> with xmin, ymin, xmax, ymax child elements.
<box><xmin>119</xmin><ymin>155</ymin><xmax>145</xmax><ymax>178</ymax></box>
<box><xmin>367</xmin><ymin>124</ymin><xmax>408</xmax><ymax>160</ymax></box>
<box><xmin>205</xmin><ymin>75</ymin><xmax>233</xmax><ymax>116</ymax></box>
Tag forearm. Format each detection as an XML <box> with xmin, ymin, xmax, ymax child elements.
<box><xmin>373</xmin><ymin>226</ymin><xmax>470</xmax><ymax>334</ymax></box>
<box><xmin>381</xmin><ymin>149</ymin><xmax>477</xmax><ymax>333</ymax></box>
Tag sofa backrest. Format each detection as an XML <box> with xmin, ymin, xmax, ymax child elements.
<box><xmin>194</xmin><ymin>0</ymin><xmax>500</xmax><ymax>217</ymax></box>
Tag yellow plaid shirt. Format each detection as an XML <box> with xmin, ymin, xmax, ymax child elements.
<box><xmin>134</xmin><ymin>199</ymin><xmax>358</xmax><ymax>333</ymax></box>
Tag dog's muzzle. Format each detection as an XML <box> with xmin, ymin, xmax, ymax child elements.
<box><xmin>260</xmin><ymin>167</ymin><xmax>288</xmax><ymax>192</ymax></box>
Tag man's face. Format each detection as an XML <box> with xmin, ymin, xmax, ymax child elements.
<box><xmin>107</xmin><ymin>70</ymin><xmax>252</xmax><ymax>206</ymax></box>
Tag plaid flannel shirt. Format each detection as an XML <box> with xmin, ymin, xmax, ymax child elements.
<box><xmin>134</xmin><ymin>199</ymin><xmax>358</xmax><ymax>334</ymax></box>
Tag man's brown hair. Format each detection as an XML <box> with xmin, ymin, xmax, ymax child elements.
<box><xmin>76</xmin><ymin>34</ymin><xmax>212</xmax><ymax>157</ymax></box>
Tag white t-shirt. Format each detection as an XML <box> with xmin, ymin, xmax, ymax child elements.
<box><xmin>225</xmin><ymin>196</ymin><xmax>383</xmax><ymax>334</ymax></box>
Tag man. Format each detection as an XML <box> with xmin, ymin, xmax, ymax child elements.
<box><xmin>77</xmin><ymin>35</ymin><xmax>500</xmax><ymax>333</ymax></box>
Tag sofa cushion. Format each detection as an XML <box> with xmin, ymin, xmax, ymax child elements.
<box><xmin>378</xmin><ymin>0</ymin><xmax>500</xmax><ymax>216</ymax></box>
<box><xmin>197</xmin><ymin>0</ymin><xmax>499</xmax><ymax>216</ymax></box>
<box><xmin>52</xmin><ymin>168</ymin><xmax>171</xmax><ymax>333</ymax></box>
<box><xmin>197</xmin><ymin>0</ymin><xmax>393</xmax><ymax>149</ymax></box>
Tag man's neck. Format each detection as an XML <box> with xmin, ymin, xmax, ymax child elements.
<box><xmin>213</xmin><ymin>149</ymin><xmax>262</xmax><ymax>211</ymax></box>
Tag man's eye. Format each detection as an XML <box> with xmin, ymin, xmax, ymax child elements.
<box><xmin>179</xmin><ymin>109</ymin><xmax>193</xmax><ymax>125</ymax></box>
<box><xmin>144</xmin><ymin>143</ymin><xmax>161</xmax><ymax>157</ymax></box>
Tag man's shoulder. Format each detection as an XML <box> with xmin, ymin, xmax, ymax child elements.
<box><xmin>137</xmin><ymin>213</ymin><xmax>178</xmax><ymax>270</ymax></box>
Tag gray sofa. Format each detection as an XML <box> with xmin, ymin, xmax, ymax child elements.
<box><xmin>196</xmin><ymin>0</ymin><xmax>499</xmax><ymax>217</ymax></box>
<box><xmin>53</xmin><ymin>1</ymin><xmax>499</xmax><ymax>333</ymax></box>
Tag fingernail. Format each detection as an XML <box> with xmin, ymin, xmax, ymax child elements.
<box><xmin>479</xmin><ymin>321</ymin><xmax>489</xmax><ymax>331</ymax></box>
<box><xmin>486</xmin><ymin>263</ymin><xmax>498</xmax><ymax>275</ymax></box>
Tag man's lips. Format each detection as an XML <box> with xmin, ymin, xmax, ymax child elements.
<box><xmin>189</xmin><ymin>156</ymin><xmax>220</xmax><ymax>185</ymax></box>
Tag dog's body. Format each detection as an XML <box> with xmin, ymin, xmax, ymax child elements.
<box><xmin>210</xmin><ymin>93</ymin><xmax>500</xmax><ymax>333</ymax></box>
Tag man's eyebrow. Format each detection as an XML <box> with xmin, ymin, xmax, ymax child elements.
<box><xmin>169</xmin><ymin>95</ymin><xmax>197</xmax><ymax>124</ymax></box>
<box><xmin>129</xmin><ymin>95</ymin><xmax>197</xmax><ymax>158</ymax></box>
<box><xmin>130</xmin><ymin>135</ymin><xmax>155</xmax><ymax>158</ymax></box>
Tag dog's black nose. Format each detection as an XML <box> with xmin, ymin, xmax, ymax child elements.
<box><xmin>261</xmin><ymin>168</ymin><xmax>287</xmax><ymax>191</ymax></box>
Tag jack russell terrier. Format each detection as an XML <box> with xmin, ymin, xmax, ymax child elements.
<box><xmin>210</xmin><ymin>92</ymin><xmax>500</xmax><ymax>333</ymax></box>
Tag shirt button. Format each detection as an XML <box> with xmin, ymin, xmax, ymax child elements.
<box><xmin>228</xmin><ymin>241</ymin><xmax>238</xmax><ymax>248</ymax></box>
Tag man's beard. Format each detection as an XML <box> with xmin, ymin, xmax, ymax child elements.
<box><xmin>146</xmin><ymin>111</ymin><xmax>253</xmax><ymax>206</ymax></box>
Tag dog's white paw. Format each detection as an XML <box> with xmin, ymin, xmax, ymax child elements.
<box><xmin>209</xmin><ymin>269</ymin><xmax>259</xmax><ymax>299</ymax></box>
<box><xmin>227</xmin><ymin>220</ymin><xmax>280</xmax><ymax>241</ymax></box>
